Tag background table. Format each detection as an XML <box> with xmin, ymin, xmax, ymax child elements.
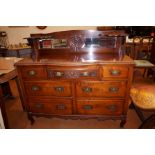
<box><xmin>0</xmin><ymin>57</ymin><xmax>22</xmax><ymax>128</ymax></box>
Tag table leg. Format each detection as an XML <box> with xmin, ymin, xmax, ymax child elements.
<box><xmin>1</xmin><ymin>81</ymin><xmax>15</xmax><ymax>99</ymax></box>
<box><xmin>14</xmin><ymin>77</ymin><xmax>26</xmax><ymax>111</ymax></box>
<box><xmin>0</xmin><ymin>86</ymin><xmax>9</xmax><ymax>129</ymax></box>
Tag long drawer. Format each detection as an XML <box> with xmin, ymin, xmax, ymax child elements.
<box><xmin>76</xmin><ymin>81</ymin><xmax>127</xmax><ymax>98</ymax></box>
<box><xmin>77</xmin><ymin>100</ymin><xmax>123</xmax><ymax>115</ymax></box>
<box><xmin>28</xmin><ymin>98</ymin><xmax>73</xmax><ymax>115</ymax></box>
<box><xmin>24</xmin><ymin>81</ymin><xmax>72</xmax><ymax>97</ymax></box>
<box><xmin>47</xmin><ymin>66</ymin><xmax>99</xmax><ymax>80</ymax></box>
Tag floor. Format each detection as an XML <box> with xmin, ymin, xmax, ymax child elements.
<box><xmin>5</xmin><ymin>79</ymin><xmax>142</xmax><ymax>129</ymax></box>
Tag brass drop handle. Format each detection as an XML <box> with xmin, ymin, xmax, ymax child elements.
<box><xmin>55</xmin><ymin>71</ymin><xmax>64</xmax><ymax>77</ymax></box>
<box><xmin>110</xmin><ymin>70</ymin><xmax>121</xmax><ymax>76</ymax></box>
<box><xmin>56</xmin><ymin>104</ymin><xmax>66</xmax><ymax>110</ymax></box>
<box><xmin>109</xmin><ymin>87</ymin><xmax>119</xmax><ymax>93</ymax></box>
<box><xmin>82</xmin><ymin>87</ymin><xmax>92</xmax><ymax>93</ymax></box>
<box><xmin>35</xmin><ymin>103</ymin><xmax>44</xmax><ymax>108</ymax></box>
<box><xmin>28</xmin><ymin>70</ymin><xmax>36</xmax><ymax>76</ymax></box>
<box><xmin>81</xmin><ymin>72</ymin><xmax>89</xmax><ymax>77</ymax></box>
<box><xmin>106</xmin><ymin>105</ymin><xmax>117</xmax><ymax>111</ymax></box>
<box><xmin>83</xmin><ymin>105</ymin><xmax>93</xmax><ymax>110</ymax></box>
<box><xmin>55</xmin><ymin>86</ymin><xmax>64</xmax><ymax>92</ymax></box>
<box><xmin>31</xmin><ymin>85</ymin><xmax>40</xmax><ymax>91</ymax></box>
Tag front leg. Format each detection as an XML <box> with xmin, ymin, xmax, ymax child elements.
<box><xmin>120</xmin><ymin>119</ymin><xmax>126</xmax><ymax>128</ymax></box>
<box><xmin>27</xmin><ymin>113</ymin><xmax>35</xmax><ymax>125</ymax></box>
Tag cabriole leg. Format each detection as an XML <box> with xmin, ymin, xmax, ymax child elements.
<box><xmin>120</xmin><ymin>119</ymin><xmax>126</xmax><ymax>128</ymax></box>
<box><xmin>27</xmin><ymin>113</ymin><xmax>35</xmax><ymax>125</ymax></box>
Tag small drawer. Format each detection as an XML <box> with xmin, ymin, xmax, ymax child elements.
<box><xmin>77</xmin><ymin>100</ymin><xmax>123</xmax><ymax>115</ymax></box>
<box><xmin>47</xmin><ymin>66</ymin><xmax>99</xmax><ymax>79</ymax></box>
<box><xmin>102</xmin><ymin>66</ymin><xmax>128</xmax><ymax>78</ymax></box>
<box><xmin>24</xmin><ymin>81</ymin><xmax>72</xmax><ymax>97</ymax></box>
<box><xmin>28</xmin><ymin>98</ymin><xmax>72</xmax><ymax>115</ymax></box>
<box><xmin>19</xmin><ymin>66</ymin><xmax>47</xmax><ymax>80</ymax></box>
<box><xmin>76</xmin><ymin>81</ymin><xmax>126</xmax><ymax>98</ymax></box>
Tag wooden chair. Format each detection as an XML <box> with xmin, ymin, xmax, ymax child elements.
<box><xmin>137</xmin><ymin>37</ymin><xmax>152</xmax><ymax>60</ymax></box>
<box><xmin>130</xmin><ymin>81</ymin><xmax>155</xmax><ymax>128</ymax></box>
<box><xmin>126</xmin><ymin>36</ymin><xmax>153</xmax><ymax>60</ymax></box>
<box><xmin>130</xmin><ymin>38</ymin><xmax>155</xmax><ymax>128</ymax></box>
<box><xmin>147</xmin><ymin>39</ymin><xmax>155</xmax><ymax>81</ymax></box>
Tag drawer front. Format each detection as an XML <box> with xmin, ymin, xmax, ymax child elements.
<box><xmin>20</xmin><ymin>66</ymin><xmax>47</xmax><ymax>80</ymax></box>
<box><xmin>102</xmin><ymin>66</ymin><xmax>128</xmax><ymax>78</ymax></box>
<box><xmin>24</xmin><ymin>81</ymin><xmax>72</xmax><ymax>97</ymax></box>
<box><xmin>28</xmin><ymin>98</ymin><xmax>72</xmax><ymax>115</ymax></box>
<box><xmin>77</xmin><ymin>100</ymin><xmax>123</xmax><ymax>115</ymax></box>
<box><xmin>76</xmin><ymin>81</ymin><xmax>126</xmax><ymax>98</ymax></box>
<box><xmin>47</xmin><ymin>66</ymin><xmax>99</xmax><ymax>80</ymax></box>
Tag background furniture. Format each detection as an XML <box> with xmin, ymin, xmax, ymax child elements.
<box><xmin>0</xmin><ymin>31</ymin><xmax>8</xmax><ymax>49</ymax></box>
<box><xmin>0</xmin><ymin>57</ymin><xmax>22</xmax><ymax>128</ymax></box>
<box><xmin>0</xmin><ymin>31</ymin><xmax>9</xmax><ymax>57</ymax></box>
<box><xmin>147</xmin><ymin>40</ymin><xmax>155</xmax><ymax>81</ymax></box>
<box><xmin>7</xmin><ymin>47</ymin><xmax>31</xmax><ymax>58</ymax></box>
<box><xmin>15</xmin><ymin>30</ymin><xmax>134</xmax><ymax>127</ymax></box>
<box><xmin>125</xmin><ymin>36</ymin><xmax>153</xmax><ymax>60</ymax></box>
<box><xmin>125</xmin><ymin>36</ymin><xmax>155</xmax><ymax>81</ymax></box>
<box><xmin>0</xmin><ymin>48</ymin><xmax>7</xmax><ymax>57</ymax></box>
<box><xmin>130</xmin><ymin>83</ymin><xmax>155</xmax><ymax>128</ymax></box>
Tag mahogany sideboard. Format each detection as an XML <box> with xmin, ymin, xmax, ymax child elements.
<box><xmin>15</xmin><ymin>30</ymin><xmax>134</xmax><ymax>127</ymax></box>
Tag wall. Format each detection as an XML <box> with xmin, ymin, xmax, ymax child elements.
<box><xmin>0</xmin><ymin>26</ymin><xmax>97</xmax><ymax>45</ymax></box>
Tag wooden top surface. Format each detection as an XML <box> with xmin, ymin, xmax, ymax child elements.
<box><xmin>0</xmin><ymin>70</ymin><xmax>17</xmax><ymax>84</ymax></box>
<box><xmin>0</xmin><ymin>57</ymin><xmax>23</xmax><ymax>70</ymax></box>
<box><xmin>0</xmin><ymin>57</ymin><xmax>23</xmax><ymax>83</ymax></box>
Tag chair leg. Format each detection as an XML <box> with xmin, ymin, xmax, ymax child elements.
<box><xmin>131</xmin><ymin>103</ymin><xmax>146</xmax><ymax>122</ymax></box>
<box><xmin>139</xmin><ymin>114</ymin><xmax>155</xmax><ymax>129</ymax></box>
<box><xmin>143</xmin><ymin>68</ymin><xmax>147</xmax><ymax>78</ymax></box>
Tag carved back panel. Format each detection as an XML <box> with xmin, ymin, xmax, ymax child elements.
<box><xmin>27</xmin><ymin>30</ymin><xmax>127</xmax><ymax>61</ymax></box>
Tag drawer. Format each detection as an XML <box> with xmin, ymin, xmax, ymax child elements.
<box><xmin>19</xmin><ymin>66</ymin><xmax>47</xmax><ymax>80</ymax></box>
<box><xmin>102</xmin><ymin>66</ymin><xmax>128</xmax><ymax>78</ymax></box>
<box><xmin>47</xmin><ymin>66</ymin><xmax>99</xmax><ymax>79</ymax></box>
<box><xmin>77</xmin><ymin>100</ymin><xmax>123</xmax><ymax>115</ymax></box>
<box><xmin>76</xmin><ymin>81</ymin><xmax>126</xmax><ymax>98</ymax></box>
<box><xmin>28</xmin><ymin>98</ymin><xmax>72</xmax><ymax>115</ymax></box>
<box><xmin>24</xmin><ymin>81</ymin><xmax>72</xmax><ymax>97</ymax></box>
